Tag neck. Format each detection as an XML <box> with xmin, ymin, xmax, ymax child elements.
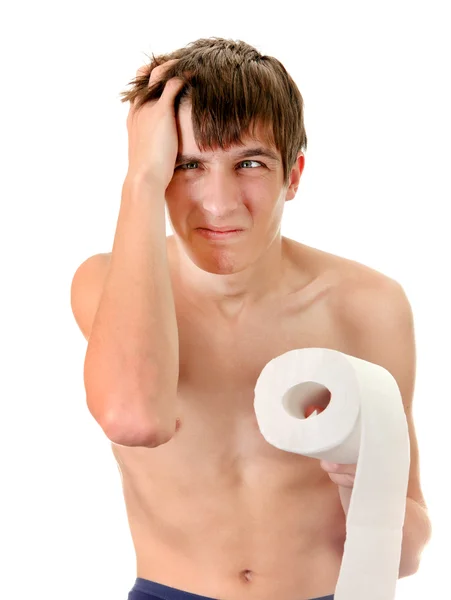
<box><xmin>169</xmin><ymin>233</ymin><xmax>293</xmax><ymax>320</ymax></box>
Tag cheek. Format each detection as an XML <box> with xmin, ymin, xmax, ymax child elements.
<box><xmin>166</xmin><ymin>176</ymin><xmax>183</xmax><ymax>194</ymax></box>
<box><xmin>167</xmin><ymin>177</ymin><xmax>204</xmax><ymax>202</ymax></box>
<box><xmin>241</xmin><ymin>177</ymin><xmax>275</xmax><ymax>200</ymax></box>
<box><xmin>165</xmin><ymin>178</ymin><xmax>192</xmax><ymax>206</ymax></box>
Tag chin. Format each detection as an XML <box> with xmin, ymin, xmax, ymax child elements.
<box><xmin>186</xmin><ymin>247</ymin><xmax>251</xmax><ymax>275</ymax></box>
<box><xmin>192</xmin><ymin>255</ymin><xmax>248</xmax><ymax>275</ymax></box>
<box><xmin>173</xmin><ymin>231</ymin><xmax>256</xmax><ymax>273</ymax></box>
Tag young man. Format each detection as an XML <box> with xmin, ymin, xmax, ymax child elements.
<box><xmin>71</xmin><ymin>38</ymin><xmax>431</xmax><ymax>600</ymax></box>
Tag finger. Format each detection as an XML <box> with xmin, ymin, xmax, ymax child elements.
<box><xmin>304</xmin><ymin>404</ymin><xmax>326</xmax><ymax>418</ymax></box>
<box><xmin>328</xmin><ymin>473</ymin><xmax>355</xmax><ymax>488</ymax></box>
<box><xmin>320</xmin><ymin>460</ymin><xmax>339</xmax><ymax>471</ymax></box>
<box><xmin>135</xmin><ymin>64</ymin><xmax>151</xmax><ymax>78</ymax></box>
<box><xmin>321</xmin><ymin>461</ymin><xmax>356</xmax><ymax>475</ymax></box>
<box><xmin>148</xmin><ymin>59</ymin><xmax>180</xmax><ymax>85</ymax></box>
<box><xmin>159</xmin><ymin>75</ymin><xmax>186</xmax><ymax>104</ymax></box>
<box><xmin>134</xmin><ymin>58</ymin><xmax>179</xmax><ymax>84</ymax></box>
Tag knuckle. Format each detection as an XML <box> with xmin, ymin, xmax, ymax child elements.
<box><xmin>150</xmin><ymin>63</ymin><xmax>166</xmax><ymax>78</ymax></box>
<box><xmin>134</xmin><ymin>58</ymin><xmax>180</xmax><ymax>85</ymax></box>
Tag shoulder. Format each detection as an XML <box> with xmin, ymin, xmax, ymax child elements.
<box><xmin>71</xmin><ymin>252</ymin><xmax>112</xmax><ymax>341</ymax></box>
<box><xmin>285</xmin><ymin>236</ymin><xmax>415</xmax><ymax>348</ymax></box>
<box><xmin>330</xmin><ymin>263</ymin><xmax>412</xmax><ymax>330</ymax></box>
<box><xmin>290</xmin><ymin>239</ymin><xmax>407</xmax><ymax>308</ymax></box>
<box><xmin>324</xmin><ymin>259</ymin><xmax>415</xmax><ymax>369</ymax></box>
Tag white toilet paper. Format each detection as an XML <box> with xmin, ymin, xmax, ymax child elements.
<box><xmin>253</xmin><ymin>347</ymin><xmax>410</xmax><ymax>600</ymax></box>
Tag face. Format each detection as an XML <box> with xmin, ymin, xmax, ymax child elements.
<box><xmin>165</xmin><ymin>101</ymin><xmax>305</xmax><ymax>275</ymax></box>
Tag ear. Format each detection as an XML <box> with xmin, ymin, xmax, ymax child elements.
<box><xmin>285</xmin><ymin>153</ymin><xmax>305</xmax><ymax>201</ymax></box>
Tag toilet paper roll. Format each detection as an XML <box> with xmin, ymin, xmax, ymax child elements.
<box><xmin>253</xmin><ymin>347</ymin><xmax>410</xmax><ymax>600</ymax></box>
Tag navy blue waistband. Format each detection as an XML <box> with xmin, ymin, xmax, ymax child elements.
<box><xmin>127</xmin><ymin>577</ymin><xmax>334</xmax><ymax>600</ymax></box>
<box><xmin>129</xmin><ymin>577</ymin><xmax>217</xmax><ymax>600</ymax></box>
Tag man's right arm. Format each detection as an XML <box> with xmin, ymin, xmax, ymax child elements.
<box><xmin>71</xmin><ymin>177</ymin><xmax>179</xmax><ymax>448</ymax></box>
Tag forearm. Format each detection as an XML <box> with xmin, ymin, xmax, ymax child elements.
<box><xmin>339</xmin><ymin>487</ymin><xmax>432</xmax><ymax>578</ymax></box>
<box><xmin>84</xmin><ymin>176</ymin><xmax>179</xmax><ymax>444</ymax></box>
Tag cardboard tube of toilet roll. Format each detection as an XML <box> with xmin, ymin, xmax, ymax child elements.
<box><xmin>253</xmin><ymin>347</ymin><xmax>410</xmax><ymax>600</ymax></box>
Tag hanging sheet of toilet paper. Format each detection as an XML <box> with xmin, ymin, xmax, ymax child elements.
<box><xmin>253</xmin><ymin>347</ymin><xmax>410</xmax><ymax>600</ymax></box>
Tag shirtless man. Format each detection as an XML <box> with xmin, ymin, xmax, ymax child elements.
<box><xmin>70</xmin><ymin>46</ymin><xmax>431</xmax><ymax>600</ymax></box>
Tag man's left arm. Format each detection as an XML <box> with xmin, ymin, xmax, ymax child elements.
<box><xmin>322</xmin><ymin>276</ymin><xmax>432</xmax><ymax>578</ymax></box>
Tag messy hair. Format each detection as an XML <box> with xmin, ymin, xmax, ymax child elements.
<box><xmin>119</xmin><ymin>37</ymin><xmax>307</xmax><ymax>188</ymax></box>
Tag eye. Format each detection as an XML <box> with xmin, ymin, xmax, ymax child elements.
<box><xmin>176</xmin><ymin>162</ymin><xmax>198</xmax><ymax>170</ymax></box>
<box><xmin>175</xmin><ymin>160</ymin><xmax>264</xmax><ymax>171</ymax></box>
<box><xmin>239</xmin><ymin>160</ymin><xmax>263</xmax><ymax>169</ymax></box>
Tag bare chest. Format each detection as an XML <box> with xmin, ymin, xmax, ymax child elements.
<box><xmin>112</xmin><ymin>278</ymin><xmax>350</xmax><ymax>477</ymax></box>
<box><xmin>177</xmin><ymin>290</ymin><xmax>340</xmax><ymax>409</ymax></box>
<box><xmin>110</xmin><ymin>280</ymin><xmax>347</xmax><ymax>587</ymax></box>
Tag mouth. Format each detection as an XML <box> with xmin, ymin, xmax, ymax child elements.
<box><xmin>199</xmin><ymin>227</ymin><xmax>243</xmax><ymax>232</ymax></box>
<box><xmin>196</xmin><ymin>228</ymin><xmax>244</xmax><ymax>239</ymax></box>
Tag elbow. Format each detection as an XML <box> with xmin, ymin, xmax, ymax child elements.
<box><xmin>85</xmin><ymin>384</ymin><xmax>177</xmax><ymax>448</ymax></box>
<box><xmin>398</xmin><ymin>558</ymin><xmax>421</xmax><ymax>579</ymax></box>
<box><xmin>100</xmin><ymin>409</ymin><xmax>175</xmax><ymax>448</ymax></box>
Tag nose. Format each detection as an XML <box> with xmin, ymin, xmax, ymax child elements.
<box><xmin>198</xmin><ymin>170</ymin><xmax>241</xmax><ymax>217</ymax></box>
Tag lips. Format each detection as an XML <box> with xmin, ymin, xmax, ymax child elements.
<box><xmin>196</xmin><ymin>228</ymin><xmax>243</xmax><ymax>239</ymax></box>
<box><xmin>199</xmin><ymin>227</ymin><xmax>242</xmax><ymax>232</ymax></box>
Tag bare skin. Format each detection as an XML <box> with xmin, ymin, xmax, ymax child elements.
<box><xmin>107</xmin><ymin>234</ymin><xmax>386</xmax><ymax>600</ymax></box>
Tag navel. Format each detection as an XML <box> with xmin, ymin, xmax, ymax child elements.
<box><xmin>239</xmin><ymin>569</ymin><xmax>253</xmax><ymax>583</ymax></box>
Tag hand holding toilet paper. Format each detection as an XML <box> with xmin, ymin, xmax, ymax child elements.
<box><xmin>253</xmin><ymin>347</ymin><xmax>410</xmax><ymax>600</ymax></box>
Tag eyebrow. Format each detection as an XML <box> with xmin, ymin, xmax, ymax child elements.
<box><xmin>175</xmin><ymin>147</ymin><xmax>280</xmax><ymax>165</ymax></box>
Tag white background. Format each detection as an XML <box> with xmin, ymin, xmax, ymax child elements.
<box><xmin>1</xmin><ymin>1</ymin><xmax>449</xmax><ymax>599</ymax></box>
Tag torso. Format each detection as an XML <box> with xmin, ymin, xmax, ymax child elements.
<box><xmin>109</xmin><ymin>236</ymin><xmax>383</xmax><ymax>600</ymax></box>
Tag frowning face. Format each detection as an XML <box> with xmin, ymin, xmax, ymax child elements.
<box><xmin>165</xmin><ymin>101</ymin><xmax>304</xmax><ymax>275</ymax></box>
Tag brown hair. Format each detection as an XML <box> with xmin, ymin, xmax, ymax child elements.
<box><xmin>119</xmin><ymin>37</ymin><xmax>307</xmax><ymax>188</ymax></box>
